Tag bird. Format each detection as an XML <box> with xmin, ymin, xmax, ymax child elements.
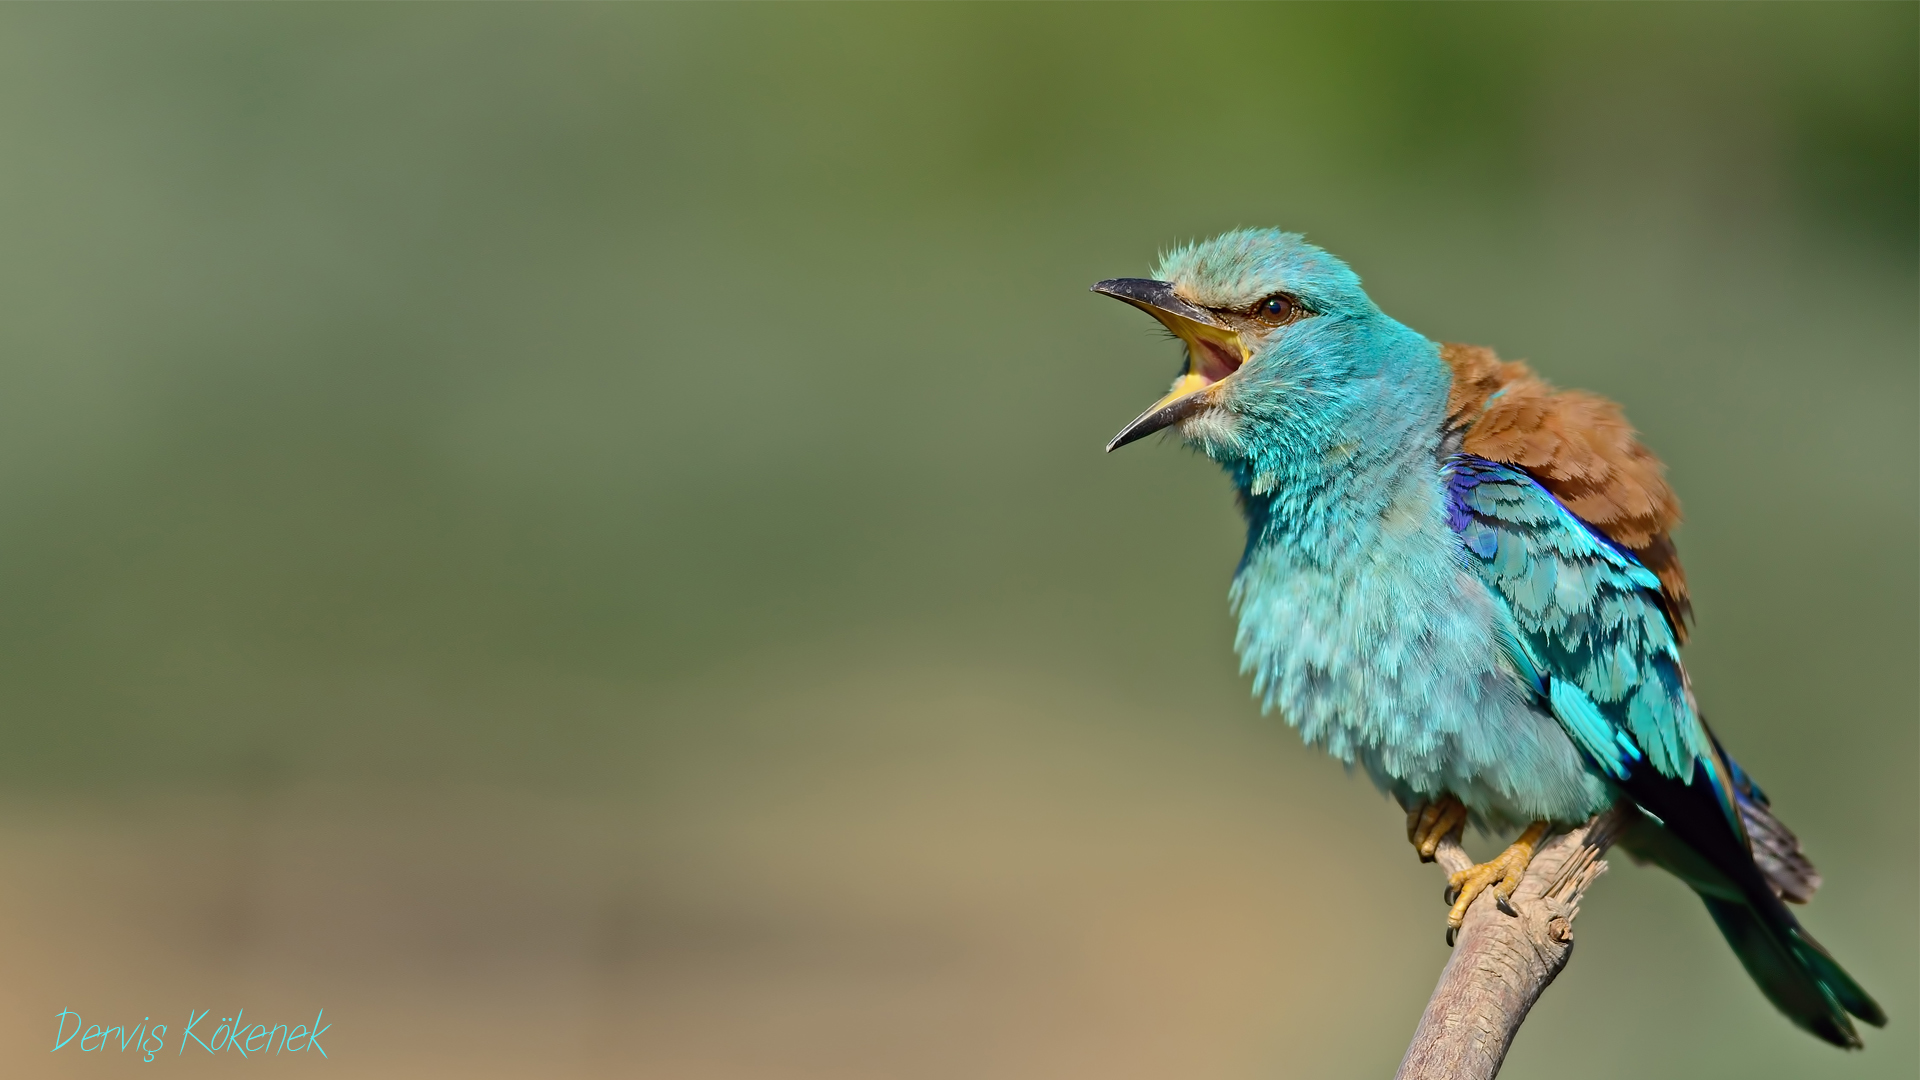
<box><xmin>1093</xmin><ymin>229</ymin><xmax>1884</xmax><ymax>1048</ymax></box>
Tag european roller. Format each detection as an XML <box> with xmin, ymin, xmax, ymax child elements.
<box><xmin>1095</xmin><ymin>229</ymin><xmax>1884</xmax><ymax>1048</ymax></box>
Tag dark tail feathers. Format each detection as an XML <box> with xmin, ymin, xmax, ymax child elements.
<box><xmin>1701</xmin><ymin>896</ymin><xmax>1886</xmax><ymax>1048</ymax></box>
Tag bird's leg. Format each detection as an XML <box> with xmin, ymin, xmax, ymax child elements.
<box><xmin>1406</xmin><ymin>795</ymin><xmax>1469</xmax><ymax>862</ymax></box>
<box><xmin>1444</xmin><ymin>821</ymin><xmax>1550</xmax><ymax>931</ymax></box>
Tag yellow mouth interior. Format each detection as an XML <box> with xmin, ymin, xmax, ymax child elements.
<box><xmin>1150</xmin><ymin>318</ymin><xmax>1250</xmax><ymax>409</ymax></box>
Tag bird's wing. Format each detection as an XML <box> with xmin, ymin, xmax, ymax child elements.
<box><xmin>1444</xmin><ymin>455</ymin><xmax>1732</xmax><ymax>813</ymax></box>
<box><xmin>1447</xmin><ymin>461</ymin><xmax>1881</xmax><ymax>1042</ymax></box>
<box><xmin>1440</xmin><ymin>343</ymin><xmax>1691</xmax><ymax>640</ymax></box>
<box><xmin>1448</xmin><ymin>455</ymin><xmax>1829</xmax><ymax>912</ymax></box>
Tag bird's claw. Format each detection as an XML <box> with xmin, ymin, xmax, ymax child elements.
<box><xmin>1444</xmin><ymin>821</ymin><xmax>1549</xmax><ymax>933</ymax></box>
<box><xmin>1442</xmin><ymin>881</ymin><xmax>1517</xmax><ymax>915</ymax></box>
<box><xmin>1407</xmin><ymin>795</ymin><xmax>1469</xmax><ymax>862</ymax></box>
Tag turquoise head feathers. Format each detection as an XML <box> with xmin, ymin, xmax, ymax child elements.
<box><xmin>1098</xmin><ymin>229</ymin><xmax>1449</xmax><ymax>556</ymax></box>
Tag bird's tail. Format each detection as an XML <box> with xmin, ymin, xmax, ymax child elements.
<box><xmin>1698</xmin><ymin>894</ymin><xmax>1886</xmax><ymax>1048</ymax></box>
<box><xmin>1617</xmin><ymin>733</ymin><xmax>1886</xmax><ymax>1048</ymax></box>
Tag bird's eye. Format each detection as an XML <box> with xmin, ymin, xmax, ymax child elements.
<box><xmin>1252</xmin><ymin>294</ymin><xmax>1295</xmax><ymax>326</ymax></box>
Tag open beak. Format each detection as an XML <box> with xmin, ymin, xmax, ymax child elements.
<box><xmin>1092</xmin><ymin>278</ymin><xmax>1249</xmax><ymax>451</ymax></box>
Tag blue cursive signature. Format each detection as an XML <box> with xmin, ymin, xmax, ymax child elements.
<box><xmin>52</xmin><ymin>1008</ymin><xmax>328</xmax><ymax>1060</ymax></box>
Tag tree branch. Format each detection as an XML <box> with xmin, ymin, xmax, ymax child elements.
<box><xmin>1394</xmin><ymin>804</ymin><xmax>1630</xmax><ymax>1080</ymax></box>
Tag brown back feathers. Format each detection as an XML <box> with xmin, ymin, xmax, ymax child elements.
<box><xmin>1440</xmin><ymin>343</ymin><xmax>1692</xmax><ymax>639</ymax></box>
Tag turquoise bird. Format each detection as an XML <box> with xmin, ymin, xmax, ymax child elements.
<box><xmin>1095</xmin><ymin>229</ymin><xmax>1884</xmax><ymax>1048</ymax></box>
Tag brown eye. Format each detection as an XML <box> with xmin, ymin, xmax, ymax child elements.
<box><xmin>1253</xmin><ymin>294</ymin><xmax>1295</xmax><ymax>326</ymax></box>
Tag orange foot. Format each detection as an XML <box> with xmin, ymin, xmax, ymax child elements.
<box><xmin>1445</xmin><ymin>821</ymin><xmax>1550</xmax><ymax>935</ymax></box>
<box><xmin>1406</xmin><ymin>795</ymin><xmax>1469</xmax><ymax>862</ymax></box>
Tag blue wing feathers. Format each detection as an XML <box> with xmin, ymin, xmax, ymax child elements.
<box><xmin>1448</xmin><ymin>453</ymin><xmax>1882</xmax><ymax>1041</ymax></box>
<box><xmin>1549</xmin><ymin>677</ymin><xmax>1632</xmax><ymax>780</ymax></box>
<box><xmin>1445</xmin><ymin>455</ymin><xmax>1704</xmax><ymax>784</ymax></box>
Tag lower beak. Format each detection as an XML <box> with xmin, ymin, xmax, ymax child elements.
<box><xmin>1091</xmin><ymin>279</ymin><xmax>1249</xmax><ymax>451</ymax></box>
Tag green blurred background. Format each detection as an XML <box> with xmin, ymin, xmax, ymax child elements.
<box><xmin>0</xmin><ymin>4</ymin><xmax>1910</xmax><ymax>1077</ymax></box>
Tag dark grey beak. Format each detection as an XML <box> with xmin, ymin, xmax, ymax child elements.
<box><xmin>1093</xmin><ymin>278</ymin><xmax>1235</xmax><ymax>451</ymax></box>
<box><xmin>1104</xmin><ymin>392</ymin><xmax>1210</xmax><ymax>453</ymax></box>
<box><xmin>1089</xmin><ymin>278</ymin><xmax>1230</xmax><ymax>330</ymax></box>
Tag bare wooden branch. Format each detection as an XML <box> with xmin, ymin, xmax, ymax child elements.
<box><xmin>1394</xmin><ymin>805</ymin><xmax>1630</xmax><ymax>1080</ymax></box>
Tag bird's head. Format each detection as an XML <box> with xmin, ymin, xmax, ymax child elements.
<box><xmin>1095</xmin><ymin>229</ymin><xmax>1440</xmax><ymax>481</ymax></box>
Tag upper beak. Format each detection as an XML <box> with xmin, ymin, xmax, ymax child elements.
<box><xmin>1092</xmin><ymin>279</ymin><xmax>1249</xmax><ymax>451</ymax></box>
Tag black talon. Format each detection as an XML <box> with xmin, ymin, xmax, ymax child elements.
<box><xmin>1445</xmin><ymin>925</ymin><xmax>1458</xmax><ymax>947</ymax></box>
<box><xmin>1443</xmin><ymin>884</ymin><xmax>1459</xmax><ymax>905</ymax></box>
<box><xmin>1496</xmin><ymin>893</ymin><xmax>1519</xmax><ymax>917</ymax></box>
